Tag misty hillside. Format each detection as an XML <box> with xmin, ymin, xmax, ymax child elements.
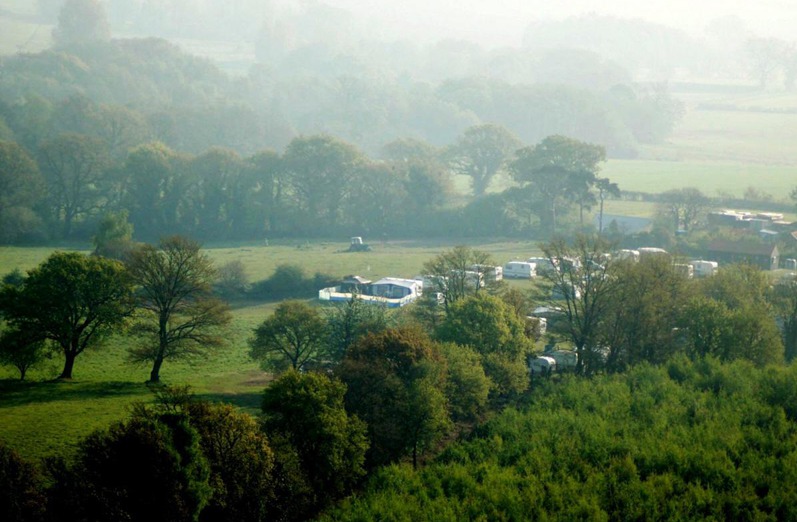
<box><xmin>0</xmin><ymin>1</ymin><xmax>697</xmax><ymax>158</ymax></box>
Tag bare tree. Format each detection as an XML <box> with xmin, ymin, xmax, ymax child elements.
<box><xmin>659</xmin><ymin>187</ymin><xmax>707</xmax><ymax>232</ymax></box>
<box><xmin>541</xmin><ymin>234</ymin><xmax>617</xmax><ymax>375</ymax></box>
<box><xmin>127</xmin><ymin>236</ymin><xmax>230</xmax><ymax>383</ymax></box>
<box><xmin>421</xmin><ymin>245</ymin><xmax>498</xmax><ymax>312</ymax></box>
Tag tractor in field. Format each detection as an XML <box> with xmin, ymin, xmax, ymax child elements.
<box><xmin>347</xmin><ymin>236</ymin><xmax>372</xmax><ymax>252</ymax></box>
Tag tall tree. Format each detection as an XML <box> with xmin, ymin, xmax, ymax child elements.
<box><xmin>658</xmin><ymin>187</ymin><xmax>707</xmax><ymax>232</ymax></box>
<box><xmin>142</xmin><ymin>395</ymin><xmax>276</xmax><ymax>522</ymax></box>
<box><xmin>37</xmin><ymin>133</ymin><xmax>111</xmax><ymax>238</ymax></box>
<box><xmin>249</xmin><ymin>300</ymin><xmax>329</xmax><ymax>373</ymax></box>
<box><xmin>246</xmin><ymin>149</ymin><xmax>284</xmax><ymax>237</ymax></box>
<box><xmin>184</xmin><ymin>148</ymin><xmax>246</xmax><ymax>240</ymax></box>
<box><xmin>771</xmin><ymin>279</ymin><xmax>797</xmax><ymax>362</ymax></box>
<box><xmin>338</xmin><ymin>326</ymin><xmax>451</xmax><ymax>468</ymax></box>
<box><xmin>541</xmin><ymin>234</ymin><xmax>617</xmax><ymax>375</ymax></box>
<box><xmin>281</xmin><ymin>135</ymin><xmax>363</xmax><ymax>233</ymax></box>
<box><xmin>0</xmin><ymin>141</ymin><xmax>44</xmax><ymax>243</ymax></box>
<box><xmin>0</xmin><ymin>252</ymin><xmax>133</xmax><ymax>379</ymax></box>
<box><xmin>0</xmin><ymin>443</ymin><xmax>46</xmax><ymax>522</ymax></box>
<box><xmin>596</xmin><ymin>177</ymin><xmax>621</xmax><ymax>233</ymax></box>
<box><xmin>261</xmin><ymin>371</ymin><xmax>368</xmax><ymax>507</ymax></box>
<box><xmin>436</xmin><ymin>294</ymin><xmax>532</xmax><ymax>397</ymax></box>
<box><xmin>599</xmin><ymin>255</ymin><xmax>692</xmax><ymax>371</ymax></box>
<box><xmin>344</xmin><ymin>162</ymin><xmax>408</xmax><ymax>235</ymax></box>
<box><xmin>126</xmin><ymin>236</ymin><xmax>230</xmax><ymax>383</ymax></box>
<box><xmin>121</xmin><ymin>142</ymin><xmax>188</xmax><ymax>240</ymax></box>
<box><xmin>509</xmin><ymin>135</ymin><xmax>606</xmax><ymax>235</ymax></box>
<box><xmin>421</xmin><ymin>245</ymin><xmax>496</xmax><ymax>312</ymax></box>
<box><xmin>324</xmin><ymin>295</ymin><xmax>390</xmax><ymax>362</ymax></box>
<box><xmin>447</xmin><ymin>124</ymin><xmax>521</xmax><ymax>198</ymax></box>
<box><xmin>46</xmin><ymin>415</ymin><xmax>211</xmax><ymax>522</ymax></box>
<box><xmin>52</xmin><ymin>0</ymin><xmax>111</xmax><ymax>48</ymax></box>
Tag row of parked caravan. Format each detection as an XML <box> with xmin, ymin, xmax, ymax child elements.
<box><xmin>503</xmin><ymin>257</ymin><xmax>559</xmax><ymax>279</ymax></box>
<box><xmin>617</xmin><ymin>248</ymin><xmax>719</xmax><ymax>278</ymax></box>
<box><xmin>504</xmin><ymin>249</ymin><xmax>720</xmax><ymax>281</ymax></box>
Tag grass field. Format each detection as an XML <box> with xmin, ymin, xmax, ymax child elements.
<box><xmin>0</xmin><ymin>240</ymin><xmax>544</xmax><ymax>460</ymax></box>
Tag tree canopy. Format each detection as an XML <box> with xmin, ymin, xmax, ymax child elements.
<box><xmin>0</xmin><ymin>252</ymin><xmax>132</xmax><ymax>379</ymax></box>
<box><xmin>249</xmin><ymin>300</ymin><xmax>329</xmax><ymax>373</ymax></box>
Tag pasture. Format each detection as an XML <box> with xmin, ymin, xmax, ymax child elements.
<box><xmin>0</xmin><ymin>240</ymin><xmax>543</xmax><ymax>460</ymax></box>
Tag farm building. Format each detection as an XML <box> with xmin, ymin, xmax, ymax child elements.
<box><xmin>706</xmin><ymin>240</ymin><xmax>779</xmax><ymax>270</ymax></box>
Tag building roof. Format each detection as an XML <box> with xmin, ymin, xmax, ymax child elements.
<box><xmin>372</xmin><ymin>277</ymin><xmax>419</xmax><ymax>290</ymax></box>
<box><xmin>342</xmin><ymin>275</ymin><xmax>372</xmax><ymax>284</ymax></box>
<box><xmin>707</xmin><ymin>240</ymin><xmax>777</xmax><ymax>256</ymax></box>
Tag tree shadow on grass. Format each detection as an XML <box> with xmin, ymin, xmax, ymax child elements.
<box><xmin>0</xmin><ymin>379</ymin><xmax>148</xmax><ymax>408</ymax></box>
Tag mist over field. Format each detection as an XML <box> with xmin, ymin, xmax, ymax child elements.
<box><xmin>6</xmin><ymin>3</ymin><xmax>797</xmax><ymax>521</ymax></box>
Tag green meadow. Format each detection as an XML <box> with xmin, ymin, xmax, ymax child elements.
<box><xmin>0</xmin><ymin>240</ymin><xmax>544</xmax><ymax>460</ymax></box>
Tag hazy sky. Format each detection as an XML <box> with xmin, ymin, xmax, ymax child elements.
<box><xmin>325</xmin><ymin>0</ymin><xmax>796</xmax><ymax>46</ymax></box>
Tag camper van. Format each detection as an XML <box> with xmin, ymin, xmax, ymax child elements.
<box><xmin>527</xmin><ymin>257</ymin><xmax>556</xmax><ymax>274</ymax></box>
<box><xmin>504</xmin><ymin>261</ymin><xmax>536</xmax><ymax>279</ymax></box>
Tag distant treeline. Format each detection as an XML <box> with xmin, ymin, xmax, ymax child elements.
<box><xmin>0</xmin><ymin>35</ymin><xmax>682</xmax><ymax>158</ymax></box>
<box><xmin>0</xmin><ymin>1</ymin><xmax>697</xmax><ymax>244</ymax></box>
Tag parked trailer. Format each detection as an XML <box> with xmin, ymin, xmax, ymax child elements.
<box><xmin>504</xmin><ymin>261</ymin><xmax>536</xmax><ymax>279</ymax></box>
<box><xmin>527</xmin><ymin>257</ymin><xmax>556</xmax><ymax>274</ymax></box>
<box><xmin>689</xmin><ymin>260</ymin><xmax>718</xmax><ymax>278</ymax></box>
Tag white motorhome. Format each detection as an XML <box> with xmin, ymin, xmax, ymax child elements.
<box><xmin>504</xmin><ymin>261</ymin><xmax>536</xmax><ymax>279</ymax></box>
<box><xmin>689</xmin><ymin>260</ymin><xmax>718</xmax><ymax>278</ymax></box>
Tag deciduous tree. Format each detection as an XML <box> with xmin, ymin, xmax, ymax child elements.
<box><xmin>249</xmin><ymin>300</ymin><xmax>329</xmax><ymax>373</ymax></box>
<box><xmin>126</xmin><ymin>236</ymin><xmax>230</xmax><ymax>383</ymax></box>
<box><xmin>37</xmin><ymin>133</ymin><xmax>111</xmax><ymax>238</ymax></box>
<box><xmin>0</xmin><ymin>327</ymin><xmax>48</xmax><ymax>381</ymax></box>
<box><xmin>338</xmin><ymin>326</ymin><xmax>451</xmax><ymax>468</ymax></box>
<box><xmin>52</xmin><ymin>0</ymin><xmax>111</xmax><ymax>48</ymax></box>
<box><xmin>421</xmin><ymin>245</ymin><xmax>496</xmax><ymax>312</ymax></box>
<box><xmin>0</xmin><ymin>141</ymin><xmax>44</xmax><ymax>243</ymax></box>
<box><xmin>436</xmin><ymin>294</ymin><xmax>532</xmax><ymax>397</ymax></box>
<box><xmin>541</xmin><ymin>234</ymin><xmax>617</xmax><ymax>375</ymax></box>
<box><xmin>447</xmin><ymin>124</ymin><xmax>521</xmax><ymax>198</ymax></box>
<box><xmin>0</xmin><ymin>252</ymin><xmax>133</xmax><ymax>379</ymax></box>
<box><xmin>509</xmin><ymin>135</ymin><xmax>606</xmax><ymax>235</ymax></box>
<box><xmin>0</xmin><ymin>442</ymin><xmax>46</xmax><ymax>522</ymax></box>
<box><xmin>46</xmin><ymin>415</ymin><xmax>211</xmax><ymax>522</ymax></box>
<box><xmin>261</xmin><ymin>371</ymin><xmax>368</xmax><ymax>506</ymax></box>
<box><xmin>281</xmin><ymin>135</ymin><xmax>363</xmax><ymax>233</ymax></box>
